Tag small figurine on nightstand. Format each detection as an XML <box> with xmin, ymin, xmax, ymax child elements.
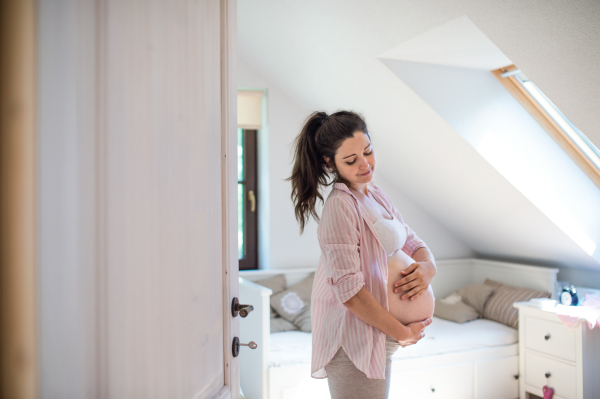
<box><xmin>543</xmin><ymin>385</ymin><xmax>554</xmax><ymax>399</ymax></box>
<box><xmin>560</xmin><ymin>285</ymin><xmax>579</xmax><ymax>306</ymax></box>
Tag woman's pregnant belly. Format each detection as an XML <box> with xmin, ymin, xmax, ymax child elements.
<box><xmin>387</xmin><ymin>250</ymin><xmax>435</xmax><ymax>326</ymax></box>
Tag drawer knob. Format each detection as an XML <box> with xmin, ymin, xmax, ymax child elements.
<box><xmin>514</xmin><ymin>374</ymin><xmax>519</xmax><ymax>380</ymax></box>
<box><xmin>431</xmin><ymin>388</ymin><xmax>435</xmax><ymax>393</ymax></box>
<box><xmin>545</xmin><ymin>372</ymin><xmax>551</xmax><ymax>379</ymax></box>
<box><xmin>544</xmin><ymin>333</ymin><xmax>551</xmax><ymax>340</ymax></box>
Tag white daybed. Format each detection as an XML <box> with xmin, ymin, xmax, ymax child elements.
<box><xmin>239</xmin><ymin>258</ymin><xmax>558</xmax><ymax>399</ymax></box>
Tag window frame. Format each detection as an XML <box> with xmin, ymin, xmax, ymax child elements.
<box><xmin>492</xmin><ymin>64</ymin><xmax>600</xmax><ymax>190</ymax></box>
<box><xmin>238</xmin><ymin>129</ymin><xmax>258</xmax><ymax>270</ymax></box>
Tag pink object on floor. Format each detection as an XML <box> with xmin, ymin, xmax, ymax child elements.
<box><xmin>543</xmin><ymin>385</ymin><xmax>554</xmax><ymax>399</ymax></box>
<box><xmin>556</xmin><ymin>293</ymin><xmax>600</xmax><ymax>330</ymax></box>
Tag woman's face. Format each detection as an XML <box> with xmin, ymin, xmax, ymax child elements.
<box><xmin>327</xmin><ymin>131</ymin><xmax>375</xmax><ymax>188</ymax></box>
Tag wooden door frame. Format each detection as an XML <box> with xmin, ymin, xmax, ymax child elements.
<box><xmin>0</xmin><ymin>0</ymin><xmax>38</xmax><ymax>398</ymax></box>
<box><xmin>216</xmin><ymin>0</ymin><xmax>239</xmax><ymax>398</ymax></box>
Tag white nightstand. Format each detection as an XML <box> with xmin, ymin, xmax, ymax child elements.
<box><xmin>513</xmin><ymin>301</ymin><xmax>600</xmax><ymax>399</ymax></box>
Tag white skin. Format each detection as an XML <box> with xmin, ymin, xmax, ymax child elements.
<box><xmin>324</xmin><ymin>131</ymin><xmax>437</xmax><ymax>345</ymax></box>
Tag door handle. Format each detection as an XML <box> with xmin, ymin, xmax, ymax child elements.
<box><xmin>248</xmin><ymin>190</ymin><xmax>256</xmax><ymax>212</ymax></box>
<box><xmin>231</xmin><ymin>297</ymin><xmax>254</xmax><ymax>318</ymax></box>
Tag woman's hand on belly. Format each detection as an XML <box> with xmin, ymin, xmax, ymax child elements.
<box><xmin>392</xmin><ymin>255</ymin><xmax>436</xmax><ymax>300</ymax></box>
<box><xmin>387</xmin><ymin>250</ymin><xmax>421</xmax><ymax>299</ymax></box>
<box><xmin>386</xmin><ymin>250</ymin><xmax>435</xmax><ymax>324</ymax></box>
<box><xmin>387</xmin><ymin>282</ymin><xmax>434</xmax><ymax>325</ymax></box>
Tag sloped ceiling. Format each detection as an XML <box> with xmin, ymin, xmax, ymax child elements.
<box><xmin>238</xmin><ymin>0</ymin><xmax>600</xmax><ymax>270</ymax></box>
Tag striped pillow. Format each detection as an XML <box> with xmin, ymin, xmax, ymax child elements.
<box><xmin>483</xmin><ymin>279</ymin><xmax>550</xmax><ymax>328</ymax></box>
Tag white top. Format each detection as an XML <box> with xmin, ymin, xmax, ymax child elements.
<box><xmin>372</xmin><ymin>215</ymin><xmax>408</xmax><ymax>257</ymax></box>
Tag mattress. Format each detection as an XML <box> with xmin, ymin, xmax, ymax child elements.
<box><xmin>268</xmin><ymin>316</ymin><xmax>518</xmax><ymax>368</ymax></box>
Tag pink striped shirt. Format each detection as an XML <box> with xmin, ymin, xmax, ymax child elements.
<box><xmin>311</xmin><ymin>181</ymin><xmax>428</xmax><ymax>379</ymax></box>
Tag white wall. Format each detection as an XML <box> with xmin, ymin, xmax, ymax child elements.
<box><xmin>375</xmin><ymin>174</ymin><xmax>474</xmax><ymax>260</ymax></box>
<box><xmin>238</xmin><ymin>56</ymin><xmax>474</xmax><ymax>269</ymax></box>
<box><xmin>558</xmin><ymin>267</ymin><xmax>600</xmax><ymax>291</ymax></box>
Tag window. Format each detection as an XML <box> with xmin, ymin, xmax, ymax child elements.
<box><xmin>493</xmin><ymin>65</ymin><xmax>600</xmax><ymax>190</ymax></box>
<box><xmin>237</xmin><ymin>128</ymin><xmax>258</xmax><ymax>270</ymax></box>
<box><xmin>237</xmin><ymin>89</ymin><xmax>264</xmax><ymax>270</ymax></box>
<box><xmin>489</xmin><ymin>65</ymin><xmax>600</xmax><ymax>258</ymax></box>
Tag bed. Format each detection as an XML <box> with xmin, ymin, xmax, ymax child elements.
<box><xmin>239</xmin><ymin>258</ymin><xmax>559</xmax><ymax>399</ymax></box>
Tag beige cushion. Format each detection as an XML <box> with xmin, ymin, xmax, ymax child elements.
<box><xmin>293</xmin><ymin>307</ymin><xmax>312</xmax><ymax>332</ymax></box>
<box><xmin>270</xmin><ymin>317</ymin><xmax>298</xmax><ymax>333</ymax></box>
<box><xmin>483</xmin><ymin>279</ymin><xmax>551</xmax><ymax>328</ymax></box>
<box><xmin>271</xmin><ymin>273</ymin><xmax>315</xmax><ymax>330</ymax></box>
<box><xmin>254</xmin><ymin>274</ymin><xmax>287</xmax><ymax>319</ymax></box>
<box><xmin>457</xmin><ymin>283</ymin><xmax>497</xmax><ymax>315</ymax></box>
<box><xmin>433</xmin><ymin>292</ymin><xmax>479</xmax><ymax>323</ymax></box>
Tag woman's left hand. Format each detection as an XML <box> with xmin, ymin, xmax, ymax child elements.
<box><xmin>393</xmin><ymin>258</ymin><xmax>436</xmax><ymax>300</ymax></box>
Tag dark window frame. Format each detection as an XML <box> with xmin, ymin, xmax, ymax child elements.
<box><xmin>238</xmin><ymin>129</ymin><xmax>258</xmax><ymax>270</ymax></box>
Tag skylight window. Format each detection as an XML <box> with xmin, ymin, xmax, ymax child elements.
<box><xmin>487</xmin><ymin>65</ymin><xmax>600</xmax><ymax>260</ymax></box>
<box><xmin>494</xmin><ymin>65</ymin><xmax>600</xmax><ymax>190</ymax></box>
<box><xmin>504</xmin><ymin>69</ymin><xmax>600</xmax><ymax>171</ymax></box>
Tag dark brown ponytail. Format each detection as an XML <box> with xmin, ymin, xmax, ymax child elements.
<box><xmin>288</xmin><ymin>110</ymin><xmax>368</xmax><ymax>233</ymax></box>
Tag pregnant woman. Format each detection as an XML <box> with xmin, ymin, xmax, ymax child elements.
<box><xmin>288</xmin><ymin>110</ymin><xmax>437</xmax><ymax>399</ymax></box>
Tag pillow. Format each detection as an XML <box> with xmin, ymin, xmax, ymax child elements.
<box><xmin>483</xmin><ymin>279</ymin><xmax>551</xmax><ymax>328</ymax></box>
<box><xmin>270</xmin><ymin>316</ymin><xmax>298</xmax><ymax>333</ymax></box>
<box><xmin>254</xmin><ymin>274</ymin><xmax>287</xmax><ymax>319</ymax></box>
<box><xmin>433</xmin><ymin>292</ymin><xmax>479</xmax><ymax>323</ymax></box>
<box><xmin>293</xmin><ymin>306</ymin><xmax>312</xmax><ymax>332</ymax></box>
<box><xmin>457</xmin><ymin>283</ymin><xmax>496</xmax><ymax>315</ymax></box>
<box><xmin>271</xmin><ymin>273</ymin><xmax>315</xmax><ymax>330</ymax></box>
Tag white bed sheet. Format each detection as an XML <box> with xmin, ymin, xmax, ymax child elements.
<box><xmin>269</xmin><ymin>316</ymin><xmax>517</xmax><ymax>367</ymax></box>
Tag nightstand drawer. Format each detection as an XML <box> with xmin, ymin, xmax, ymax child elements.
<box><xmin>390</xmin><ymin>362</ymin><xmax>474</xmax><ymax>398</ymax></box>
<box><xmin>525</xmin><ymin>351</ymin><xmax>577</xmax><ymax>399</ymax></box>
<box><xmin>525</xmin><ymin>316</ymin><xmax>576</xmax><ymax>361</ymax></box>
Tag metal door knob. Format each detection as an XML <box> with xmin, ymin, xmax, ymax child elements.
<box><xmin>231</xmin><ymin>297</ymin><xmax>254</xmax><ymax>318</ymax></box>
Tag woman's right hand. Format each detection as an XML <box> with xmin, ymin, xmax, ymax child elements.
<box><xmin>396</xmin><ymin>318</ymin><xmax>432</xmax><ymax>348</ymax></box>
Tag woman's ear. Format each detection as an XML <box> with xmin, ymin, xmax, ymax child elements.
<box><xmin>323</xmin><ymin>156</ymin><xmax>335</xmax><ymax>170</ymax></box>
<box><xmin>323</xmin><ymin>156</ymin><xmax>330</xmax><ymax>164</ymax></box>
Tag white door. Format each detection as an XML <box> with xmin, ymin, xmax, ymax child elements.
<box><xmin>37</xmin><ymin>0</ymin><xmax>239</xmax><ymax>398</ymax></box>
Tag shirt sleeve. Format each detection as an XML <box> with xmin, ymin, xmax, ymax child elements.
<box><xmin>399</xmin><ymin>220</ymin><xmax>427</xmax><ymax>258</ymax></box>
<box><xmin>317</xmin><ymin>197</ymin><xmax>365</xmax><ymax>304</ymax></box>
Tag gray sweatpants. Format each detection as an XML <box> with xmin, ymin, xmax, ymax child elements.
<box><xmin>324</xmin><ymin>335</ymin><xmax>402</xmax><ymax>399</ymax></box>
